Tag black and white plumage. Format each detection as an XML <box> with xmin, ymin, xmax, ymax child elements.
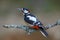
<box><xmin>24</xmin><ymin>13</ymin><xmax>41</xmax><ymax>25</ymax></box>
<box><xmin>20</xmin><ymin>8</ymin><xmax>43</xmax><ymax>27</ymax></box>
<box><xmin>18</xmin><ymin>8</ymin><xmax>48</xmax><ymax>37</ymax></box>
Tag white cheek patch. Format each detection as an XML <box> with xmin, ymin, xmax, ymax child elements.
<box><xmin>27</xmin><ymin>16</ymin><xmax>37</xmax><ymax>22</ymax></box>
<box><xmin>24</xmin><ymin>10</ymin><xmax>28</xmax><ymax>13</ymax></box>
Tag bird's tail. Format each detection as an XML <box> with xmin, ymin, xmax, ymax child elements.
<box><xmin>39</xmin><ymin>27</ymin><xmax>48</xmax><ymax>38</ymax></box>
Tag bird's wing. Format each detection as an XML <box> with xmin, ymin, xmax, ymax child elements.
<box><xmin>3</xmin><ymin>25</ymin><xmax>36</xmax><ymax>35</ymax></box>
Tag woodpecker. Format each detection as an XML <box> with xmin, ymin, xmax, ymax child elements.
<box><xmin>18</xmin><ymin>8</ymin><xmax>48</xmax><ymax>37</ymax></box>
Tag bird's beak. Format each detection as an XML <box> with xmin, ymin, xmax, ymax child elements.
<box><xmin>17</xmin><ymin>8</ymin><xmax>22</xmax><ymax>11</ymax></box>
<box><xmin>17</xmin><ymin>8</ymin><xmax>23</xmax><ymax>13</ymax></box>
<box><xmin>17</xmin><ymin>8</ymin><xmax>24</xmax><ymax>15</ymax></box>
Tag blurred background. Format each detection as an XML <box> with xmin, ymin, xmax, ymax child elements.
<box><xmin>0</xmin><ymin>0</ymin><xmax>60</xmax><ymax>40</ymax></box>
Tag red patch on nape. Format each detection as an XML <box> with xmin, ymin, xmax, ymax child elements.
<box><xmin>28</xmin><ymin>10</ymin><xmax>30</xmax><ymax>12</ymax></box>
<box><xmin>32</xmin><ymin>25</ymin><xmax>39</xmax><ymax>30</ymax></box>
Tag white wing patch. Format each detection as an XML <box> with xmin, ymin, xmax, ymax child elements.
<box><xmin>27</xmin><ymin>16</ymin><xmax>37</xmax><ymax>22</ymax></box>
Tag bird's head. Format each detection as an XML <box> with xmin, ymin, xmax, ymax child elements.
<box><xmin>17</xmin><ymin>8</ymin><xmax>30</xmax><ymax>15</ymax></box>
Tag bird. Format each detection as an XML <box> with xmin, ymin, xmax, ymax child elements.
<box><xmin>18</xmin><ymin>8</ymin><xmax>48</xmax><ymax>37</ymax></box>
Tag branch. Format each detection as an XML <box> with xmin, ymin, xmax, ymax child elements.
<box><xmin>44</xmin><ymin>20</ymin><xmax>60</xmax><ymax>30</ymax></box>
<box><xmin>3</xmin><ymin>25</ymin><xmax>36</xmax><ymax>35</ymax></box>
